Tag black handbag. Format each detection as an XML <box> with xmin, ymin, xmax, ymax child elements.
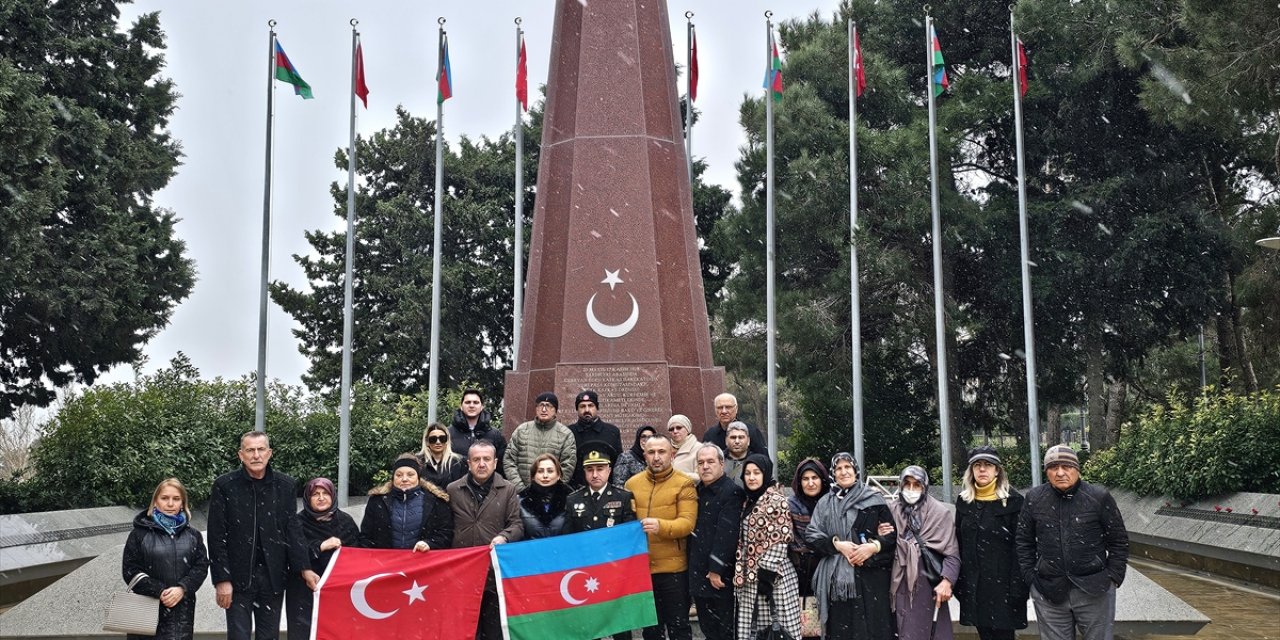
<box><xmin>754</xmin><ymin>591</ymin><xmax>797</xmax><ymax>640</ymax></box>
<box><xmin>916</xmin><ymin>537</ymin><xmax>945</xmax><ymax>587</ymax></box>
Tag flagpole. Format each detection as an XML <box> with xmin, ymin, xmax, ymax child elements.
<box><xmin>926</xmin><ymin>11</ymin><xmax>954</xmax><ymax>501</ymax></box>
<box><xmin>255</xmin><ymin>21</ymin><xmax>278</xmax><ymax>434</ymax></box>
<box><xmin>427</xmin><ymin>18</ymin><xmax>447</xmax><ymax>426</ymax></box>
<box><xmin>685</xmin><ymin>13</ymin><xmax>694</xmax><ymax>180</ymax></box>
<box><xmin>513</xmin><ymin>18</ymin><xmax>524</xmax><ymax>366</ymax></box>
<box><xmin>337</xmin><ymin>20</ymin><xmax>360</xmax><ymax>506</ymax></box>
<box><xmin>848</xmin><ymin>18</ymin><xmax>864</xmax><ymax>471</ymax></box>
<box><xmin>764</xmin><ymin>12</ymin><xmax>778</xmax><ymax>470</ymax></box>
<box><xmin>1012</xmin><ymin>11</ymin><xmax>1042</xmax><ymax>486</ymax></box>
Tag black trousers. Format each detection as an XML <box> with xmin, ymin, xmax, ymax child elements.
<box><xmin>694</xmin><ymin>595</ymin><xmax>735</xmax><ymax>640</ymax></box>
<box><xmin>476</xmin><ymin>588</ymin><xmax>503</xmax><ymax>640</ymax></box>
<box><xmin>976</xmin><ymin>627</ymin><xmax>1016</xmax><ymax>640</ymax></box>
<box><xmin>226</xmin><ymin>564</ymin><xmax>284</xmax><ymax>640</ymax></box>
<box><xmin>642</xmin><ymin>572</ymin><xmax>692</xmax><ymax>640</ymax></box>
<box><xmin>285</xmin><ymin>573</ymin><xmax>313</xmax><ymax>640</ymax></box>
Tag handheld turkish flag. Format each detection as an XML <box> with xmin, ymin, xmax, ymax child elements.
<box><xmin>312</xmin><ymin>546</ymin><xmax>490</xmax><ymax>640</ymax></box>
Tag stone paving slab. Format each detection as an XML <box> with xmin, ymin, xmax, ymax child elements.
<box><xmin>0</xmin><ymin>507</ymin><xmax>139</xmax><ymax>586</ymax></box>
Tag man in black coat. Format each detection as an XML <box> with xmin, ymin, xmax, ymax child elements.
<box><xmin>208</xmin><ymin>431</ymin><xmax>305</xmax><ymax>640</ymax></box>
<box><xmin>567</xmin><ymin>390</ymin><xmax>623</xmax><ymax>488</ymax></box>
<box><xmin>449</xmin><ymin>388</ymin><xmax>507</xmax><ymax>472</ymax></box>
<box><xmin>688</xmin><ymin>443</ymin><xmax>744</xmax><ymax>640</ymax></box>
<box><xmin>1016</xmin><ymin>445</ymin><xmax>1128</xmax><ymax>640</ymax></box>
<box><xmin>704</xmin><ymin>393</ymin><xmax>767</xmax><ymax>456</ymax></box>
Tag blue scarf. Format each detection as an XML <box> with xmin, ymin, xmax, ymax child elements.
<box><xmin>151</xmin><ymin>510</ymin><xmax>187</xmax><ymax>535</ymax></box>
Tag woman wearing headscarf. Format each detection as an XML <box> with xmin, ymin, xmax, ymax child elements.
<box><xmin>667</xmin><ymin>414</ymin><xmax>700</xmax><ymax>479</ymax></box>
<box><xmin>805</xmin><ymin>452</ymin><xmax>897</xmax><ymax>640</ymax></box>
<box><xmin>612</xmin><ymin>424</ymin><xmax>656</xmax><ymax>489</ymax></box>
<box><xmin>734</xmin><ymin>454</ymin><xmax>802</xmax><ymax>639</ymax></box>
<box><xmin>954</xmin><ymin>446</ymin><xmax>1027</xmax><ymax>640</ymax></box>
<box><xmin>287</xmin><ymin>477</ymin><xmax>362</xmax><ymax>640</ymax></box>
<box><xmin>416</xmin><ymin>422</ymin><xmax>467</xmax><ymax>489</ymax></box>
<box><xmin>890</xmin><ymin>465</ymin><xmax>960</xmax><ymax>640</ymax></box>
<box><xmin>787</xmin><ymin>457</ymin><xmax>830</xmax><ymax>600</ymax></box>
<box><xmin>518</xmin><ymin>453</ymin><xmax>572</xmax><ymax>538</ymax></box>
<box><xmin>120</xmin><ymin>478</ymin><xmax>210</xmax><ymax>640</ymax></box>
<box><xmin>361</xmin><ymin>455</ymin><xmax>454</xmax><ymax>551</ymax></box>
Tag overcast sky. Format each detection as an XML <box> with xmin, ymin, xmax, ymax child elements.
<box><xmin>101</xmin><ymin>0</ymin><xmax>841</xmax><ymax>390</ymax></box>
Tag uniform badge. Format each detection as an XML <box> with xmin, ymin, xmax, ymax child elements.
<box><xmin>605</xmin><ymin>500</ymin><xmax>623</xmax><ymax>509</ymax></box>
<box><xmin>606</xmin><ymin>517</ymin><xmax>615</xmax><ymax>527</ymax></box>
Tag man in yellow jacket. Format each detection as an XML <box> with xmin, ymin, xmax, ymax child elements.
<box><xmin>626</xmin><ymin>432</ymin><xmax>698</xmax><ymax>640</ymax></box>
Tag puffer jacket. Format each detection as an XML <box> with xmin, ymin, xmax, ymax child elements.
<box><xmin>626</xmin><ymin>465</ymin><xmax>697</xmax><ymax>574</ymax></box>
<box><xmin>1015</xmin><ymin>479</ymin><xmax>1128</xmax><ymax>604</ymax></box>
<box><xmin>361</xmin><ymin>480</ymin><xmax>453</xmax><ymax>550</ymax></box>
<box><xmin>503</xmin><ymin>419</ymin><xmax>576</xmax><ymax>492</ymax></box>
<box><xmin>121</xmin><ymin>510</ymin><xmax>210</xmax><ymax>640</ymax></box>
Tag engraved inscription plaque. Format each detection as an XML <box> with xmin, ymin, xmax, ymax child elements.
<box><xmin>556</xmin><ymin>363</ymin><xmax>673</xmax><ymax>443</ymax></box>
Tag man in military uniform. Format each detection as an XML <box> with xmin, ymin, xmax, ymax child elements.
<box><xmin>565</xmin><ymin>443</ymin><xmax>636</xmax><ymax>534</ymax></box>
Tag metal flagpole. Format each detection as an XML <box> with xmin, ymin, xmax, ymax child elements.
<box><xmin>513</xmin><ymin>19</ymin><xmax>524</xmax><ymax>366</ymax></box>
<box><xmin>926</xmin><ymin>12</ymin><xmax>954</xmax><ymax>501</ymax></box>
<box><xmin>427</xmin><ymin>18</ymin><xmax>447</xmax><ymax>426</ymax></box>
<box><xmin>848</xmin><ymin>18</ymin><xmax>865</xmax><ymax>471</ymax></box>
<box><xmin>685</xmin><ymin>13</ymin><xmax>694</xmax><ymax>180</ymax></box>
<box><xmin>1012</xmin><ymin>11</ymin><xmax>1041</xmax><ymax>487</ymax></box>
<box><xmin>338</xmin><ymin>20</ymin><xmax>360</xmax><ymax>506</ymax></box>
<box><xmin>255</xmin><ymin>21</ymin><xmax>278</xmax><ymax>433</ymax></box>
<box><xmin>764</xmin><ymin>12</ymin><xmax>779</xmax><ymax>468</ymax></box>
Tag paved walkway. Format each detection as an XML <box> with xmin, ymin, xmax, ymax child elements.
<box><xmin>1119</xmin><ymin>559</ymin><xmax>1280</xmax><ymax>640</ymax></box>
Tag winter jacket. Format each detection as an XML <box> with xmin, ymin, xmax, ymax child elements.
<box><xmin>671</xmin><ymin>435</ymin><xmax>700</xmax><ymax>480</ymax></box>
<box><xmin>688</xmin><ymin>474</ymin><xmax>745</xmax><ymax>599</ymax></box>
<box><xmin>566</xmin><ymin>417</ymin><xmax>622</xmax><ymax>488</ymax></box>
<box><xmin>611</xmin><ymin>450</ymin><xmax>647</xmax><ymax>489</ymax></box>
<box><xmin>626</xmin><ymin>464</ymin><xmax>697</xmax><ymax>574</ymax></box>
<box><xmin>447</xmin><ymin>473</ymin><xmax>524</xmax><ymax>548</ymax></box>
<box><xmin>121</xmin><ymin>510</ymin><xmax>210</xmax><ymax>640</ymax></box>
<box><xmin>503</xmin><ymin>419</ymin><xmax>576</xmax><ymax>492</ymax></box>
<box><xmin>518</xmin><ymin>481</ymin><xmax>572</xmax><ymax>538</ymax></box>
<box><xmin>449</xmin><ymin>408</ymin><xmax>507</xmax><ymax>468</ymax></box>
<box><xmin>361</xmin><ymin>480</ymin><xmax>453</xmax><ymax>550</ymax></box>
<box><xmin>207</xmin><ymin>466</ymin><xmax>304</xmax><ymax>593</ymax></box>
<box><xmin>415</xmin><ymin>452</ymin><xmax>468</xmax><ymax>494</ymax></box>
<box><xmin>1016</xmin><ymin>479</ymin><xmax>1129</xmax><ymax>604</ymax></box>
<box><xmin>702</xmin><ymin>421</ymin><xmax>768</xmax><ymax>456</ymax></box>
<box><xmin>955</xmin><ymin>489</ymin><xmax>1028</xmax><ymax>631</ymax></box>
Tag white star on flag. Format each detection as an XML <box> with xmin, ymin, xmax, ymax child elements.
<box><xmin>601</xmin><ymin>269</ymin><xmax>623</xmax><ymax>291</ymax></box>
<box><xmin>402</xmin><ymin>580</ymin><xmax>427</xmax><ymax>604</ymax></box>
<box><xmin>584</xmin><ymin>576</ymin><xmax>600</xmax><ymax>593</ymax></box>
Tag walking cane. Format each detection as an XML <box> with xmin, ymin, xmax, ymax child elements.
<box><xmin>928</xmin><ymin>597</ymin><xmax>941</xmax><ymax>640</ymax></box>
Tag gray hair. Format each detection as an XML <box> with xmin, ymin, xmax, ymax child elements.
<box><xmin>726</xmin><ymin>421</ymin><xmax>749</xmax><ymax>435</ymax></box>
<box><xmin>696</xmin><ymin>443</ymin><xmax>725</xmax><ymax>462</ymax></box>
<box><xmin>467</xmin><ymin>440</ymin><xmax>497</xmax><ymax>457</ymax></box>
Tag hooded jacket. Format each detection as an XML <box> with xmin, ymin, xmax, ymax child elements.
<box><xmin>121</xmin><ymin>510</ymin><xmax>211</xmax><ymax>640</ymax></box>
<box><xmin>449</xmin><ymin>408</ymin><xmax>507</xmax><ymax>467</ymax></box>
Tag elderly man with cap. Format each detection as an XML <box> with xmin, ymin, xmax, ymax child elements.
<box><xmin>504</xmin><ymin>392</ymin><xmax>577</xmax><ymax>492</ymax></box>
<box><xmin>566</xmin><ymin>389</ymin><xmax>623</xmax><ymax>489</ymax></box>
<box><xmin>1016</xmin><ymin>445</ymin><xmax>1128</xmax><ymax>640</ymax></box>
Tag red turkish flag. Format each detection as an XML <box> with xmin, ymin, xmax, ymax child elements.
<box><xmin>313</xmin><ymin>546</ymin><xmax>490</xmax><ymax>640</ymax></box>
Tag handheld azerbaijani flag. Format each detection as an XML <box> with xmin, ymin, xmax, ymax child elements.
<box><xmin>493</xmin><ymin>521</ymin><xmax>657</xmax><ymax>640</ymax></box>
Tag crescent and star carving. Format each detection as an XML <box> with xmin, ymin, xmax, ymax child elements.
<box><xmin>350</xmin><ymin>572</ymin><xmax>428</xmax><ymax>620</ymax></box>
<box><xmin>586</xmin><ymin>268</ymin><xmax>639</xmax><ymax>339</ymax></box>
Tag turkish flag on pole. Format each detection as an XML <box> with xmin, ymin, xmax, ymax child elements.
<box><xmin>312</xmin><ymin>546</ymin><xmax>491</xmax><ymax>640</ymax></box>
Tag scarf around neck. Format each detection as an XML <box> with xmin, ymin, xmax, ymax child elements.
<box><xmin>151</xmin><ymin>509</ymin><xmax>186</xmax><ymax>535</ymax></box>
<box><xmin>806</xmin><ymin>476</ymin><xmax>886</xmax><ymax>624</ymax></box>
<box><xmin>733</xmin><ymin>485</ymin><xmax>792</xmax><ymax>586</ymax></box>
<box><xmin>891</xmin><ymin>473</ymin><xmax>959</xmax><ymax>605</ymax></box>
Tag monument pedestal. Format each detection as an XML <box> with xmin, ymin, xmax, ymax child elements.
<box><xmin>503</xmin><ymin>0</ymin><xmax>724</xmax><ymax>436</ymax></box>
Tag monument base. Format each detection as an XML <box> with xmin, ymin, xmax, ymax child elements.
<box><xmin>504</xmin><ymin>362</ymin><xmax>724</xmax><ymax>441</ymax></box>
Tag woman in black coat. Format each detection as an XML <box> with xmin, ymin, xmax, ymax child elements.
<box><xmin>518</xmin><ymin>453</ymin><xmax>572</xmax><ymax>538</ymax></box>
<box><xmin>287</xmin><ymin>477</ymin><xmax>363</xmax><ymax>640</ymax></box>
<box><xmin>361</xmin><ymin>456</ymin><xmax>454</xmax><ymax>551</ymax></box>
<box><xmin>954</xmin><ymin>446</ymin><xmax>1028</xmax><ymax>640</ymax></box>
<box><xmin>416</xmin><ymin>423</ymin><xmax>467</xmax><ymax>489</ymax></box>
<box><xmin>120</xmin><ymin>478</ymin><xmax>210</xmax><ymax>640</ymax></box>
<box><xmin>804</xmin><ymin>453</ymin><xmax>897</xmax><ymax>640</ymax></box>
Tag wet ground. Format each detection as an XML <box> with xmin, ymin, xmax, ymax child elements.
<box><xmin>1118</xmin><ymin>558</ymin><xmax>1280</xmax><ymax>640</ymax></box>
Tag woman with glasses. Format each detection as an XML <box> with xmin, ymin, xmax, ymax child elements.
<box><xmin>612</xmin><ymin>424</ymin><xmax>656</xmax><ymax>489</ymax></box>
<box><xmin>416</xmin><ymin>422</ymin><xmax>466</xmax><ymax>489</ymax></box>
<box><xmin>667</xmin><ymin>414</ymin><xmax>700</xmax><ymax>479</ymax></box>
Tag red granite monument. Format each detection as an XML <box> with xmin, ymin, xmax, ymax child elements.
<box><xmin>503</xmin><ymin>0</ymin><xmax>724</xmax><ymax>436</ymax></box>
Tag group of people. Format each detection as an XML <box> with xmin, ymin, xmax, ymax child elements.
<box><xmin>121</xmin><ymin>386</ymin><xmax>1129</xmax><ymax>640</ymax></box>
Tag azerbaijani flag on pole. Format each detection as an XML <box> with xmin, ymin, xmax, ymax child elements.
<box><xmin>494</xmin><ymin>521</ymin><xmax>657</xmax><ymax>640</ymax></box>
<box><xmin>437</xmin><ymin>32</ymin><xmax>453</xmax><ymax>104</ymax></box>
<box><xmin>930</xmin><ymin>25</ymin><xmax>949</xmax><ymax>97</ymax></box>
<box><xmin>274</xmin><ymin>41</ymin><xmax>313</xmax><ymax>99</ymax></box>
<box><xmin>762</xmin><ymin>29</ymin><xmax>784</xmax><ymax>102</ymax></box>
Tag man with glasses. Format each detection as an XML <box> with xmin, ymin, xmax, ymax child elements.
<box><xmin>704</xmin><ymin>393</ymin><xmax>767</xmax><ymax>457</ymax></box>
<box><xmin>503</xmin><ymin>391</ymin><xmax>576</xmax><ymax>492</ymax></box>
<box><xmin>208</xmin><ymin>431</ymin><xmax>304</xmax><ymax>640</ymax></box>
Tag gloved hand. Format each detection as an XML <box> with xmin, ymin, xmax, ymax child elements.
<box><xmin>757</xmin><ymin>569</ymin><xmax>777</xmax><ymax>597</ymax></box>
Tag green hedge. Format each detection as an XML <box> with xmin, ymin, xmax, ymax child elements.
<box><xmin>0</xmin><ymin>357</ymin><xmax>451</xmax><ymax>513</ymax></box>
<box><xmin>1085</xmin><ymin>387</ymin><xmax>1280</xmax><ymax>500</ymax></box>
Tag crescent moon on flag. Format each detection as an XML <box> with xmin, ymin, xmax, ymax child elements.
<box><xmin>585</xmin><ymin>293</ymin><xmax>639</xmax><ymax>339</ymax></box>
<box><xmin>351</xmin><ymin>572</ymin><xmax>402</xmax><ymax>620</ymax></box>
<box><xmin>559</xmin><ymin>570</ymin><xmax>589</xmax><ymax>605</ymax></box>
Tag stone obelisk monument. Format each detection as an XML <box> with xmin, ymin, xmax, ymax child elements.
<box><xmin>503</xmin><ymin>0</ymin><xmax>724</xmax><ymax>436</ymax></box>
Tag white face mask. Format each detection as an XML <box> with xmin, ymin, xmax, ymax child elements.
<box><xmin>900</xmin><ymin>489</ymin><xmax>923</xmax><ymax>505</ymax></box>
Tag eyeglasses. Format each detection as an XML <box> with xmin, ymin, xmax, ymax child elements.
<box><xmin>668</xmin><ymin>425</ymin><xmax>686</xmax><ymax>432</ymax></box>
<box><xmin>536</xmin><ymin>402</ymin><xmax>555</xmax><ymax>409</ymax></box>
<box><xmin>427</xmin><ymin>435</ymin><xmax>448</xmax><ymax>445</ymax></box>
